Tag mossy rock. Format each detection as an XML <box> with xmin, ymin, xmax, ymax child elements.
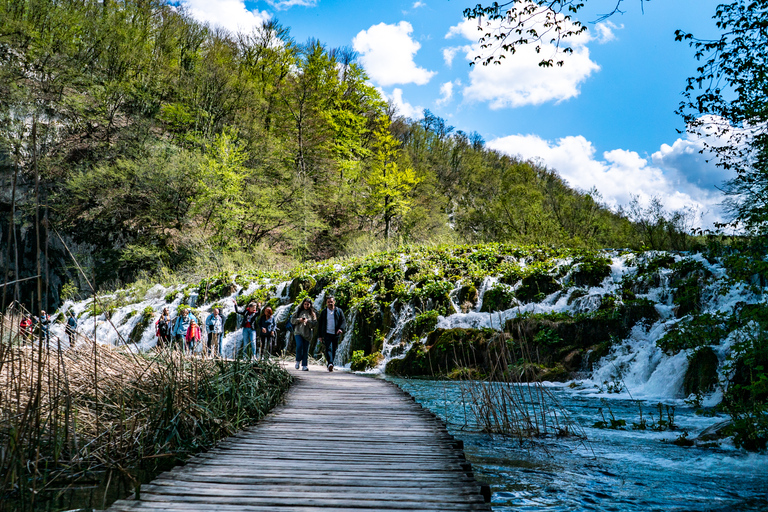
<box><xmin>515</xmin><ymin>273</ymin><xmax>561</xmax><ymax>303</ymax></box>
<box><xmin>385</xmin><ymin>328</ymin><xmax>503</xmax><ymax>378</ymax></box>
<box><xmin>480</xmin><ymin>284</ymin><xmax>515</xmax><ymax>312</ymax></box>
<box><xmin>683</xmin><ymin>347</ymin><xmax>719</xmax><ymax>396</ymax></box>
<box><xmin>670</xmin><ymin>260</ymin><xmax>712</xmax><ymax>318</ymax></box>
<box><xmin>350</xmin><ymin>350</ymin><xmax>384</xmax><ymax>371</ymax></box>
<box><xmin>309</xmin><ymin>275</ymin><xmax>331</xmax><ymax>297</ymax></box>
<box><xmin>567</xmin><ymin>289</ymin><xmax>588</xmax><ymax>305</ymax></box>
<box><xmin>128</xmin><ymin>309</ymin><xmax>154</xmax><ymax>344</ymax></box>
<box><xmin>351</xmin><ymin>303</ymin><xmax>384</xmax><ymax>355</ymax></box>
<box><xmin>572</xmin><ymin>257</ymin><xmax>611</xmax><ymax>287</ymax></box>
<box><xmin>538</xmin><ymin>364</ymin><xmax>570</xmax><ymax>382</ymax></box>
<box><xmin>197</xmin><ymin>277</ymin><xmax>237</xmax><ymax>303</ymax></box>
<box><xmin>586</xmin><ymin>342</ymin><xmax>612</xmax><ymax>369</ymax></box>
<box><xmin>289</xmin><ymin>276</ymin><xmax>317</xmax><ymax>302</ymax></box>
<box><xmin>457</xmin><ymin>285</ymin><xmax>479</xmax><ymax>309</ymax></box>
<box><xmin>224</xmin><ymin>311</ymin><xmax>239</xmax><ymax>333</ymax></box>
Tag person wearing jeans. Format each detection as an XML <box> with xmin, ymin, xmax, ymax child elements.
<box><xmin>317</xmin><ymin>295</ymin><xmax>346</xmax><ymax>372</ymax></box>
<box><xmin>291</xmin><ymin>298</ymin><xmax>316</xmax><ymax>371</ymax></box>
<box><xmin>234</xmin><ymin>301</ymin><xmax>260</xmax><ymax>359</ymax></box>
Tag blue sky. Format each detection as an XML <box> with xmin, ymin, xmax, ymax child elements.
<box><xmin>181</xmin><ymin>0</ymin><xmax>731</xmax><ymax>227</ymax></box>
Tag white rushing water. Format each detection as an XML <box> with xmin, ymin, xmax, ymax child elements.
<box><xmin>49</xmin><ymin>250</ymin><xmax>765</xmax><ymax>404</ymax></box>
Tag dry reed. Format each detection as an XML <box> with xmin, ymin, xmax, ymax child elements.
<box><xmin>439</xmin><ymin>317</ymin><xmax>586</xmax><ymax>441</ymax></box>
<box><xmin>0</xmin><ymin>303</ymin><xmax>293</xmax><ymax>511</ymax></box>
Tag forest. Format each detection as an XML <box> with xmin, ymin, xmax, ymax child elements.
<box><xmin>0</xmin><ymin>0</ymin><xmax>695</xmax><ymax>309</ymax></box>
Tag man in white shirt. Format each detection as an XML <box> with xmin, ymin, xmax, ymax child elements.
<box><xmin>317</xmin><ymin>296</ymin><xmax>346</xmax><ymax>372</ymax></box>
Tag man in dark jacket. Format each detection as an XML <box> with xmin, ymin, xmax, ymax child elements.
<box><xmin>317</xmin><ymin>295</ymin><xmax>346</xmax><ymax>372</ymax></box>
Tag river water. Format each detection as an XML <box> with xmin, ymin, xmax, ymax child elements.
<box><xmin>387</xmin><ymin>377</ymin><xmax>768</xmax><ymax>512</ymax></box>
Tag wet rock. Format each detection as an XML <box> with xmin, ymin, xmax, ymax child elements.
<box><xmin>458</xmin><ymin>285</ymin><xmax>478</xmax><ymax>309</ymax></box>
<box><xmin>288</xmin><ymin>276</ymin><xmax>316</xmax><ymax>302</ymax></box>
<box><xmin>562</xmin><ymin>350</ymin><xmax>583</xmax><ymax>372</ymax></box>
<box><xmin>515</xmin><ymin>274</ymin><xmax>561</xmax><ymax>303</ymax></box>
<box><xmin>695</xmin><ymin>420</ymin><xmax>732</xmax><ymax>442</ymax></box>
<box><xmin>683</xmin><ymin>347</ymin><xmax>719</xmax><ymax>396</ymax></box>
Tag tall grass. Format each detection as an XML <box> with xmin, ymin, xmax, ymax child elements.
<box><xmin>437</xmin><ymin>319</ymin><xmax>585</xmax><ymax>441</ymax></box>
<box><xmin>0</xmin><ymin>303</ymin><xmax>292</xmax><ymax>511</ymax></box>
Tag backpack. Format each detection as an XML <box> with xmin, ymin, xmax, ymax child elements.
<box><xmin>158</xmin><ymin>317</ymin><xmax>171</xmax><ymax>337</ymax></box>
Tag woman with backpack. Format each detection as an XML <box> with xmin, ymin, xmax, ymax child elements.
<box><xmin>156</xmin><ymin>307</ymin><xmax>172</xmax><ymax>349</ymax></box>
<box><xmin>291</xmin><ymin>298</ymin><xmax>316</xmax><ymax>371</ymax></box>
<box><xmin>259</xmin><ymin>307</ymin><xmax>276</xmax><ymax>359</ymax></box>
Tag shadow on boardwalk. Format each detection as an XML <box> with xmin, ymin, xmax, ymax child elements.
<box><xmin>108</xmin><ymin>364</ymin><xmax>491</xmax><ymax>511</ymax></box>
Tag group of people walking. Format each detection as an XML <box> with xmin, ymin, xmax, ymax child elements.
<box><xmin>291</xmin><ymin>295</ymin><xmax>346</xmax><ymax>372</ymax></box>
<box><xmin>156</xmin><ymin>306</ymin><xmax>229</xmax><ymax>357</ymax></box>
<box><xmin>154</xmin><ymin>293</ymin><xmax>347</xmax><ymax>370</ymax></box>
<box><xmin>17</xmin><ymin>291</ymin><xmax>347</xmax><ymax>370</ymax></box>
<box><xmin>18</xmin><ymin>310</ymin><xmax>78</xmax><ymax>345</ymax></box>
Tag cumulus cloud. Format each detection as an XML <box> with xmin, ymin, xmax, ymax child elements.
<box><xmin>353</xmin><ymin>22</ymin><xmax>436</xmax><ymax>86</ymax></box>
<box><xmin>378</xmin><ymin>88</ymin><xmax>424</xmax><ymax>119</ymax></box>
<box><xmin>446</xmin><ymin>15</ymin><xmax>599</xmax><ymax>108</ymax></box>
<box><xmin>413</xmin><ymin>1</ymin><xmax>426</xmax><ymax>7</ymax></box>
<box><xmin>180</xmin><ymin>0</ymin><xmax>270</xmax><ymax>34</ymax></box>
<box><xmin>487</xmin><ymin>133</ymin><xmax>733</xmax><ymax>227</ymax></box>
<box><xmin>436</xmin><ymin>82</ymin><xmax>454</xmax><ymax>106</ymax></box>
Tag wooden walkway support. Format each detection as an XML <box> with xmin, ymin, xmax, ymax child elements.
<box><xmin>108</xmin><ymin>365</ymin><xmax>491</xmax><ymax>511</ymax></box>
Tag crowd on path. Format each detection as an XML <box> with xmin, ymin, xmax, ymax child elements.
<box><xmin>18</xmin><ymin>293</ymin><xmax>348</xmax><ymax>370</ymax></box>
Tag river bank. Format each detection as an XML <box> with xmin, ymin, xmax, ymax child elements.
<box><xmin>0</xmin><ymin>335</ymin><xmax>292</xmax><ymax>512</ymax></box>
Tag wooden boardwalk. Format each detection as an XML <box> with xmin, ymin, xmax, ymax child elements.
<box><xmin>108</xmin><ymin>365</ymin><xmax>492</xmax><ymax>511</ymax></box>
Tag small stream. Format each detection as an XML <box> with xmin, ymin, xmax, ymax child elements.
<box><xmin>387</xmin><ymin>377</ymin><xmax>768</xmax><ymax>512</ymax></box>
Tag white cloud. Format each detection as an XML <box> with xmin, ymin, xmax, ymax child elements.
<box><xmin>442</xmin><ymin>46</ymin><xmax>466</xmax><ymax>68</ymax></box>
<box><xmin>378</xmin><ymin>87</ymin><xmax>423</xmax><ymax>119</ymax></box>
<box><xmin>353</xmin><ymin>22</ymin><xmax>436</xmax><ymax>86</ymax></box>
<box><xmin>266</xmin><ymin>0</ymin><xmax>317</xmax><ymax>9</ymax></box>
<box><xmin>436</xmin><ymin>82</ymin><xmax>454</xmax><ymax>106</ymax></box>
<box><xmin>446</xmin><ymin>15</ymin><xmax>599</xmax><ymax>108</ymax></box>
<box><xmin>413</xmin><ymin>1</ymin><xmax>426</xmax><ymax>7</ymax></box>
<box><xmin>594</xmin><ymin>21</ymin><xmax>622</xmax><ymax>43</ymax></box>
<box><xmin>487</xmin><ymin>133</ymin><xmax>733</xmax><ymax>228</ymax></box>
<box><xmin>180</xmin><ymin>0</ymin><xmax>270</xmax><ymax>34</ymax></box>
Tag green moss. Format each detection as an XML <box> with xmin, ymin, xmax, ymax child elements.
<box><xmin>515</xmin><ymin>272</ymin><xmax>561</xmax><ymax>303</ymax></box>
<box><xmin>683</xmin><ymin>347</ymin><xmax>720</xmax><ymax>396</ymax></box>
<box><xmin>350</xmin><ymin>350</ymin><xmax>383</xmax><ymax>371</ymax></box>
<box><xmin>480</xmin><ymin>284</ymin><xmax>516</xmax><ymax>312</ymax></box>
<box><xmin>571</xmin><ymin>254</ymin><xmax>611</xmax><ymax>287</ymax></box>
<box><xmin>128</xmin><ymin>307</ymin><xmax>155</xmax><ymax>344</ymax></box>
<box><xmin>412</xmin><ymin>310</ymin><xmax>439</xmax><ymax>337</ymax></box>
<box><xmin>385</xmin><ymin>328</ymin><xmax>500</xmax><ymax>377</ymax></box>
<box><xmin>224</xmin><ymin>312</ymin><xmax>238</xmax><ymax>333</ymax></box>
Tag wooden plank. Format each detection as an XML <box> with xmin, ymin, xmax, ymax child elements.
<box><xmin>107</xmin><ymin>365</ymin><xmax>491</xmax><ymax>512</ymax></box>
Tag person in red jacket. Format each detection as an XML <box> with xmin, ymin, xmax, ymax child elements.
<box><xmin>19</xmin><ymin>315</ymin><xmax>32</xmax><ymax>342</ymax></box>
<box><xmin>185</xmin><ymin>319</ymin><xmax>202</xmax><ymax>354</ymax></box>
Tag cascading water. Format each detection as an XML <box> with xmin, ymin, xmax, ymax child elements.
<box><xmin>47</xmin><ymin>250</ymin><xmax>763</xmax><ymax>405</ymax></box>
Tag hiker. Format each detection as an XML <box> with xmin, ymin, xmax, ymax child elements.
<box><xmin>186</xmin><ymin>319</ymin><xmax>202</xmax><ymax>353</ymax></box>
<box><xmin>38</xmin><ymin>310</ymin><xmax>51</xmax><ymax>346</ymax></box>
<box><xmin>318</xmin><ymin>295</ymin><xmax>346</xmax><ymax>372</ymax></box>
<box><xmin>19</xmin><ymin>314</ymin><xmax>32</xmax><ymax>341</ymax></box>
<box><xmin>234</xmin><ymin>300</ymin><xmax>261</xmax><ymax>359</ymax></box>
<box><xmin>156</xmin><ymin>307</ymin><xmax>172</xmax><ymax>349</ymax></box>
<box><xmin>259</xmin><ymin>306</ymin><xmax>276</xmax><ymax>359</ymax></box>
<box><xmin>205</xmin><ymin>307</ymin><xmax>225</xmax><ymax>357</ymax></box>
<box><xmin>65</xmin><ymin>310</ymin><xmax>78</xmax><ymax>344</ymax></box>
<box><xmin>172</xmin><ymin>308</ymin><xmax>197</xmax><ymax>351</ymax></box>
<box><xmin>291</xmin><ymin>298</ymin><xmax>316</xmax><ymax>371</ymax></box>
